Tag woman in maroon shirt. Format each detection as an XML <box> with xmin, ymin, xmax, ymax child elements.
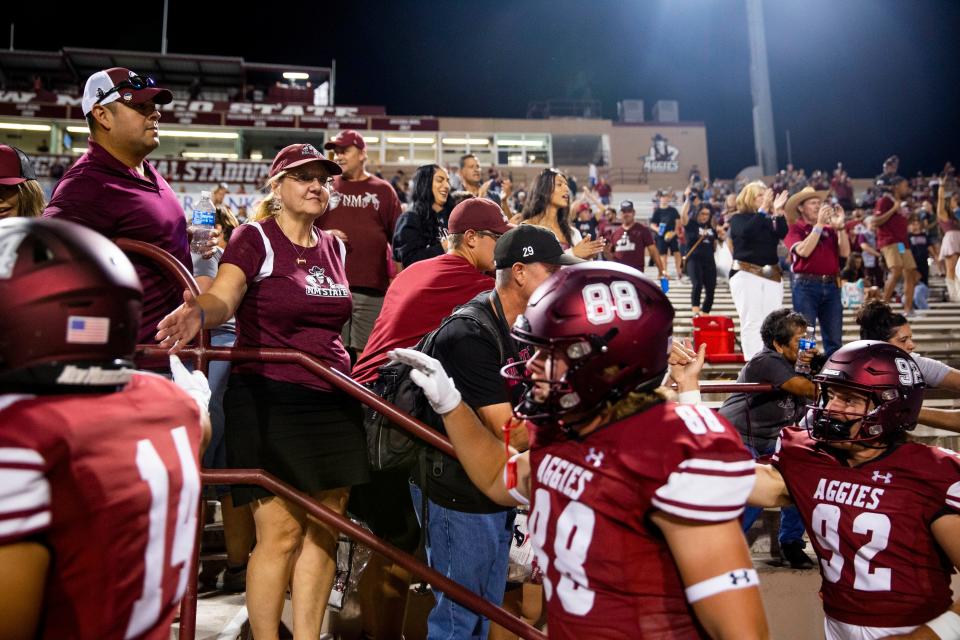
<box><xmin>157</xmin><ymin>143</ymin><xmax>369</xmax><ymax>640</ymax></box>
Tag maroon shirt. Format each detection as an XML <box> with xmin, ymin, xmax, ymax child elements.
<box><xmin>222</xmin><ymin>218</ymin><xmax>351</xmax><ymax>391</ymax></box>
<box><xmin>43</xmin><ymin>140</ymin><xmax>191</xmax><ymax>343</ymax></box>
<box><xmin>527</xmin><ymin>402</ymin><xmax>753</xmax><ymax>639</ymax></box>
<box><xmin>873</xmin><ymin>196</ymin><xmax>908</xmax><ymax>249</ymax></box>
<box><xmin>785</xmin><ymin>220</ymin><xmax>841</xmax><ymax>276</ymax></box>
<box><xmin>352</xmin><ymin>253</ymin><xmax>493</xmax><ymax>385</ymax></box>
<box><xmin>0</xmin><ymin>374</ymin><xmax>203</xmax><ymax>640</ymax></box>
<box><xmin>773</xmin><ymin>427</ymin><xmax>960</xmax><ymax>628</ymax></box>
<box><xmin>318</xmin><ymin>174</ymin><xmax>402</xmax><ymax>293</ymax></box>
<box><xmin>609</xmin><ymin>224</ymin><xmax>654</xmax><ymax>270</ymax></box>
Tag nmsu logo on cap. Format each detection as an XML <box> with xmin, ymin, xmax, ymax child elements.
<box><xmin>301</xmin><ymin>144</ymin><xmax>321</xmax><ymax>157</ymax></box>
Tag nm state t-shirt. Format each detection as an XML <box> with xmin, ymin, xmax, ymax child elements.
<box><xmin>221</xmin><ymin>218</ymin><xmax>352</xmax><ymax>391</ymax></box>
<box><xmin>318</xmin><ymin>174</ymin><xmax>402</xmax><ymax>293</ymax></box>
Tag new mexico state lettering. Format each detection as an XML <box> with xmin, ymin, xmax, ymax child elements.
<box><xmin>812</xmin><ymin>478</ymin><xmax>884</xmax><ymax>510</ymax></box>
<box><xmin>536</xmin><ymin>454</ymin><xmax>594</xmax><ymax>501</ymax></box>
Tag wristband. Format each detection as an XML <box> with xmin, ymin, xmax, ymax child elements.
<box><xmin>678</xmin><ymin>390</ymin><xmax>702</xmax><ymax>405</ymax></box>
<box><xmin>503</xmin><ymin>453</ymin><xmax>530</xmax><ymax>506</ymax></box>
<box><xmin>812</xmin><ymin>225</ymin><xmax>824</xmax><ymax>235</ymax></box>
<box><xmin>685</xmin><ymin>568</ymin><xmax>759</xmax><ymax>603</ymax></box>
<box><xmin>926</xmin><ymin>610</ymin><xmax>960</xmax><ymax>640</ymax></box>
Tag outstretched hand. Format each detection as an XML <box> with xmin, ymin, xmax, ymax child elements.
<box><xmin>155</xmin><ymin>289</ymin><xmax>203</xmax><ymax>354</ymax></box>
<box><xmin>388</xmin><ymin>348</ymin><xmax>462</xmax><ymax>414</ymax></box>
<box><xmin>573</xmin><ymin>234</ymin><xmax>605</xmax><ymax>259</ymax></box>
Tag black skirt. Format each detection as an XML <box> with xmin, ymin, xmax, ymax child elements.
<box><xmin>224</xmin><ymin>373</ymin><xmax>372</xmax><ymax>507</ymax></box>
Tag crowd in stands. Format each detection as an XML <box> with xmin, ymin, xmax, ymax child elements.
<box><xmin>3</xmin><ymin>65</ymin><xmax>960</xmax><ymax>640</ymax></box>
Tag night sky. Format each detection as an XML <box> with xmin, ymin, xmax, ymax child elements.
<box><xmin>8</xmin><ymin>0</ymin><xmax>960</xmax><ymax>178</ymax></box>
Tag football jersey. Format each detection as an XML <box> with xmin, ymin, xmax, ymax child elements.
<box><xmin>773</xmin><ymin>426</ymin><xmax>960</xmax><ymax>628</ymax></box>
<box><xmin>526</xmin><ymin>401</ymin><xmax>755</xmax><ymax>639</ymax></box>
<box><xmin>0</xmin><ymin>373</ymin><xmax>204</xmax><ymax>640</ymax></box>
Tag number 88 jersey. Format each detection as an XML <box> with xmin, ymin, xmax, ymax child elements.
<box><xmin>773</xmin><ymin>426</ymin><xmax>960</xmax><ymax>629</ymax></box>
<box><xmin>526</xmin><ymin>401</ymin><xmax>755</xmax><ymax>640</ymax></box>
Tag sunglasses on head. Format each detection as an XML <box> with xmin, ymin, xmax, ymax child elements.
<box><xmin>95</xmin><ymin>75</ymin><xmax>156</xmax><ymax>105</ymax></box>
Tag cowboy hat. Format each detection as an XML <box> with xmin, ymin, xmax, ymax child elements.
<box><xmin>785</xmin><ymin>186</ymin><xmax>829</xmax><ymax>220</ymax></box>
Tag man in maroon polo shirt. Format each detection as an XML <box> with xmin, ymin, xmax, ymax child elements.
<box><xmin>873</xmin><ymin>175</ymin><xmax>918</xmax><ymax>315</ymax></box>
<box><xmin>352</xmin><ymin>198</ymin><xmax>509</xmax><ymax>385</ymax></box>
<box><xmin>784</xmin><ymin>187</ymin><xmax>850</xmax><ymax>356</ymax></box>
<box><xmin>43</xmin><ymin>67</ymin><xmax>191</xmax><ymax>343</ymax></box>
<box><xmin>607</xmin><ymin>200</ymin><xmax>665</xmax><ymax>277</ymax></box>
<box><xmin>320</xmin><ymin>130</ymin><xmax>403</xmax><ymax>357</ymax></box>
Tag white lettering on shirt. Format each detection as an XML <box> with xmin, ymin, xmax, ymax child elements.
<box><xmin>812</xmin><ymin>477</ymin><xmax>884</xmax><ymax>510</ymax></box>
<box><xmin>536</xmin><ymin>454</ymin><xmax>594</xmax><ymax>501</ymax></box>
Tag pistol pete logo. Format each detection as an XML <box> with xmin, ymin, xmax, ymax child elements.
<box><xmin>304</xmin><ymin>266</ymin><xmax>348</xmax><ymax>298</ymax></box>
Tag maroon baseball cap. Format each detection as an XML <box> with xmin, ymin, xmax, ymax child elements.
<box><xmin>81</xmin><ymin>68</ymin><xmax>173</xmax><ymax>116</ymax></box>
<box><xmin>448</xmin><ymin>198</ymin><xmax>513</xmax><ymax>235</ymax></box>
<box><xmin>269</xmin><ymin>143</ymin><xmax>342</xmax><ymax>178</ymax></box>
<box><xmin>323</xmin><ymin>130</ymin><xmax>366</xmax><ymax>151</ymax></box>
<box><xmin>0</xmin><ymin>145</ymin><xmax>38</xmax><ymax>186</ymax></box>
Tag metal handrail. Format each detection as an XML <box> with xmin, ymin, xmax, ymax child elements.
<box><xmin>203</xmin><ymin>470</ymin><xmax>547</xmax><ymax>640</ymax></box>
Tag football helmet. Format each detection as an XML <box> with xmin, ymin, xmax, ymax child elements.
<box><xmin>808</xmin><ymin>340</ymin><xmax>924</xmax><ymax>444</ymax></box>
<box><xmin>504</xmin><ymin>262</ymin><xmax>674</xmax><ymax>426</ymax></box>
<box><xmin>0</xmin><ymin>218</ymin><xmax>142</xmax><ymax>387</ymax></box>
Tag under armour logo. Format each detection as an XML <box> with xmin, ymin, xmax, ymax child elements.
<box><xmin>729</xmin><ymin>570</ymin><xmax>751</xmax><ymax>586</ymax></box>
<box><xmin>872</xmin><ymin>471</ymin><xmax>893</xmax><ymax>484</ymax></box>
<box><xmin>585</xmin><ymin>448</ymin><xmax>604</xmax><ymax>468</ymax></box>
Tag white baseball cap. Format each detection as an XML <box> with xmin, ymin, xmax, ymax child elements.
<box><xmin>81</xmin><ymin>67</ymin><xmax>173</xmax><ymax>117</ymax></box>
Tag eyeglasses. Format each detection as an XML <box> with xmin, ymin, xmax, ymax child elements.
<box><xmin>477</xmin><ymin>231</ymin><xmax>502</xmax><ymax>240</ymax></box>
<box><xmin>287</xmin><ymin>172</ymin><xmax>335</xmax><ymax>189</ymax></box>
<box><xmin>95</xmin><ymin>75</ymin><xmax>157</xmax><ymax>106</ymax></box>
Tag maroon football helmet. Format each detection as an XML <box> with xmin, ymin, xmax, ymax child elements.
<box><xmin>0</xmin><ymin>218</ymin><xmax>142</xmax><ymax>387</ymax></box>
<box><xmin>809</xmin><ymin>340</ymin><xmax>924</xmax><ymax>445</ymax></box>
<box><xmin>504</xmin><ymin>262</ymin><xmax>674</xmax><ymax>426</ymax></box>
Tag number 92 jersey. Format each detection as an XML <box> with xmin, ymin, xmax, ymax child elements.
<box><xmin>526</xmin><ymin>401</ymin><xmax>755</xmax><ymax>639</ymax></box>
<box><xmin>0</xmin><ymin>373</ymin><xmax>203</xmax><ymax>640</ymax></box>
<box><xmin>772</xmin><ymin>426</ymin><xmax>960</xmax><ymax>628</ymax></box>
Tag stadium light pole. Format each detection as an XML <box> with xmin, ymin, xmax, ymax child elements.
<box><xmin>161</xmin><ymin>0</ymin><xmax>169</xmax><ymax>54</ymax></box>
<box><xmin>745</xmin><ymin>0</ymin><xmax>778</xmax><ymax>175</ymax></box>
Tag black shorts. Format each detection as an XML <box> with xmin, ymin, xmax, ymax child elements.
<box><xmin>656</xmin><ymin>236</ymin><xmax>680</xmax><ymax>254</ymax></box>
<box><xmin>225</xmin><ymin>373</ymin><xmax>371</xmax><ymax>507</ymax></box>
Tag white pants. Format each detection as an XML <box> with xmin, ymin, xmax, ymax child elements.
<box><xmin>729</xmin><ymin>270</ymin><xmax>784</xmax><ymax>360</ymax></box>
<box><xmin>824</xmin><ymin>615</ymin><xmax>917</xmax><ymax>639</ymax></box>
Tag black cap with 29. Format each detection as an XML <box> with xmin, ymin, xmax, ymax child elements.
<box><xmin>494</xmin><ymin>225</ymin><xmax>585</xmax><ymax>269</ymax></box>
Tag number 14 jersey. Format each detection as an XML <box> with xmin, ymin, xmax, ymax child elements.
<box><xmin>0</xmin><ymin>373</ymin><xmax>204</xmax><ymax>640</ymax></box>
<box><xmin>773</xmin><ymin>426</ymin><xmax>960</xmax><ymax>628</ymax></box>
<box><xmin>526</xmin><ymin>401</ymin><xmax>755</xmax><ymax>639</ymax></box>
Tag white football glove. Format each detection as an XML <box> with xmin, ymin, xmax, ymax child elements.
<box><xmin>169</xmin><ymin>354</ymin><xmax>212</xmax><ymax>413</ymax></box>
<box><xmin>388</xmin><ymin>348</ymin><xmax>462</xmax><ymax>415</ymax></box>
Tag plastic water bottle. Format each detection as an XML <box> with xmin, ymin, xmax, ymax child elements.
<box><xmin>795</xmin><ymin>327</ymin><xmax>816</xmax><ymax>374</ymax></box>
<box><xmin>190</xmin><ymin>191</ymin><xmax>216</xmax><ymax>253</ymax></box>
<box><xmin>660</xmin><ymin>276</ymin><xmax>670</xmax><ymax>293</ymax></box>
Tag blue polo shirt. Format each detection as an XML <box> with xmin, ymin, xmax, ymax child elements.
<box><xmin>44</xmin><ymin>140</ymin><xmax>190</xmax><ymax>342</ymax></box>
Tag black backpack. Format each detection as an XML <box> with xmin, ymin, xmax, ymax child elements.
<box><xmin>362</xmin><ymin>300</ymin><xmax>506</xmax><ymax>472</ymax></box>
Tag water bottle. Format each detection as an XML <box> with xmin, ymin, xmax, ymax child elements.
<box><xmin>660</xmin><ymin>276</ymin><xmax>670</xmax><ymax>293</ymax></box>
<box><xmin>190</xmin><ymin>191</ymin><xmax>216</xmax><ymax>253</ymax></box>
<box><xmin>795</xmin><ymin>327</ymin><xmax>816</xmax><ymax>374</ymax></box>
<box><xmin>658</xmin><ymin>222</ymin><xmax>667</xmax><ymax>236</ymax></box>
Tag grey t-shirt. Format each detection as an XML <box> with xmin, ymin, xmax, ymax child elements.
<box><xmin>911</xmin><ymin>353</ymin><xmax>950</xmax><ymax>388</ymax></box>
<box><xmin>718</xmin><ymin>347</ymin><xmax>809</xmax><ymax>450</ymax></box>
<box><xmin>191</xmin><ymin>248</ymin><xmax>236</xmax><ymax>333</ymax></box>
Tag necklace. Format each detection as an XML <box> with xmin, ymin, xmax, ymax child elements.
<box><xmin>276</xmin><ymin>215</ymin><xmax>315</xmax><ymax>267</ymax></box>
